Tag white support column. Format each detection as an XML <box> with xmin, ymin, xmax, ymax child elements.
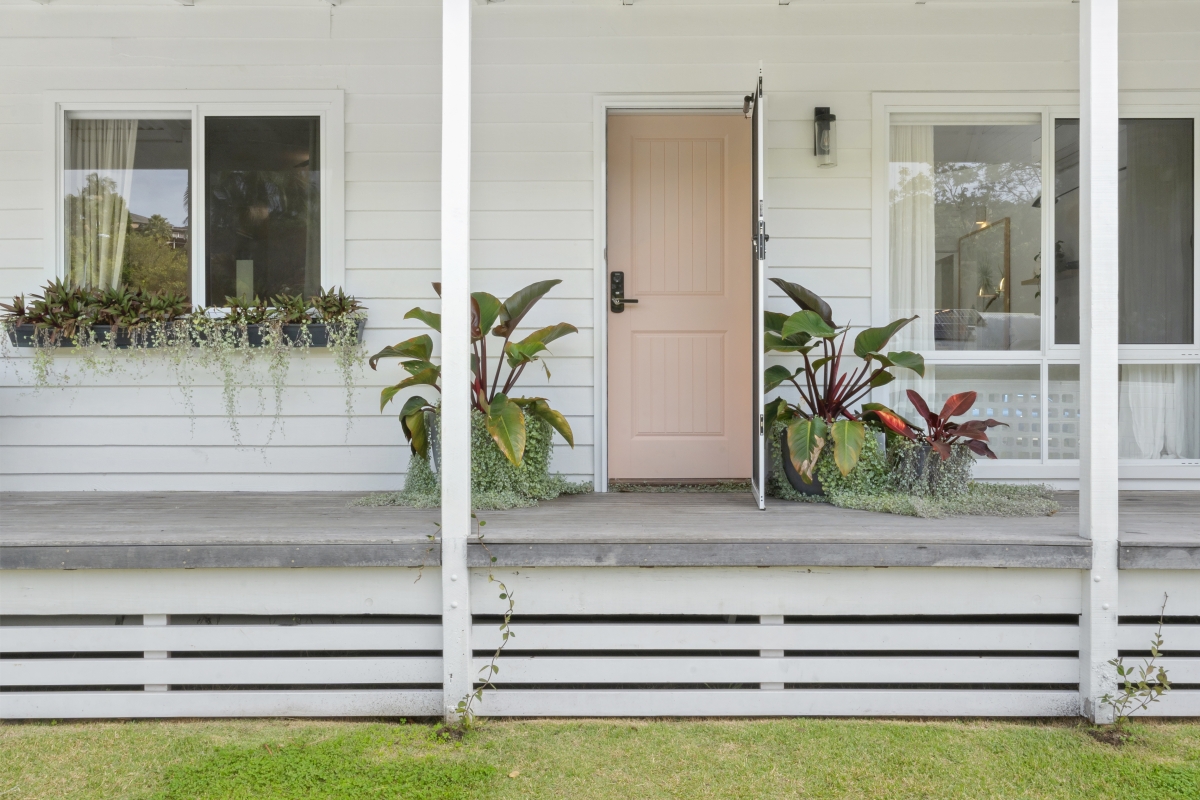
<box><xmin>143</xmin><ymin>614</ymin><xmax>169</xmax><ymax>692</ymax></box>
<box><xmin>1078</xmin><ymin>0</ymin><xmax>1120</xmax><ymax>724</ymax></box>
<box><xmin>440</xmin><ymin>0</ymin><xmax>473</xmax><ymax>723</ymax></box>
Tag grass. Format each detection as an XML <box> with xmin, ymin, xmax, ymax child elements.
<box><xmin>2</xmin><ymin>718</ymin><xmax>1198</xmax><ymax>799</ymax></box>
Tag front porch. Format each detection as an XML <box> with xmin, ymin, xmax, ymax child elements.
<box><xmin>3</xmin><ymin>490</ymin><xmax>1196</xmax><ymax>571</ymax></box>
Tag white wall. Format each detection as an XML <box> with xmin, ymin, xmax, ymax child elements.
<box><xmin>1</xmin><ymin>0</ymin><xmax>1196</xmax><ymax>491</ymax></box>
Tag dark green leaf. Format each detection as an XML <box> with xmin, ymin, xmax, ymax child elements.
<box><xmin>764</xmin><ymin>365</ymin><xmax>794</xmax><ymax>393</ymax></box>
<box><xmin>395</xmin><ymin>395</ymin><xmax>431</xmax><ymax>432</ymax></box>
<box><xmin>404</xmin><ymin>407</ymin><xmax>428</xmax><ymax>457</ymax></box>
<box><xmin>518</xmin><ymin>322</ymin><xmax>578</xmax><ymax>347</ymax></box>
<box><xmin>404</xmin><ymin>307</ymin><xmax>441</xmax><ymax>333</ymax></box>
<box><xmin>368</xmin><ymin>334</ymin><xmax>433</xmax><ymax>369</ymax></box>
<box><xmin>782</xmin><ymin>310</ymin><xmax>837</xmax><ymax>340</ymax></box>
<box><xmin>505</xmin><ymin>340</ymin><xmax>549</xmax><ymax>369</ymax></box>
<box><xmin>886</xmin><ymin>350</ymin><xmax>925</xmax><ymax>377</ymax></box>
<box><xmin>764</xmin><ymin>311</ymin><xmax>789</xmax><ymax>334</ymax></box>
<box><xmin>494</xmin><ymin>280</ymin><xmax>562</xmax><ymax>337</ymax></box>
<box><xmin>764</xmin><ymin>331</ymin><xmax>813</xmax><ymax>353</ymax></box>
<box><xmin>402</xmin><ymin>359</ymin><xmax>437</xmax><ymax>376</ymax></box>
<box><xmin>517</xmin><ymin>397</ymin><xmax>575</xmax><ymax>448</ymax></box>
<box><xmin>770</xmin><ymin>278</ymin><xmax>835</xmax><ymax>326</ymax></box>
<box><xmin>471</xmin><ymin>292</ymin><xmax>504</xmax><ymax>340</ymax></box>
<box><xmin>853</xmin><ymin>316</ymin><xmax>917</xmax><ymax>359</ymax></box>
<box><xmin>764</xmin><ymin>396</ymin><xmax>791</xmax><ymax>433</ymax></box>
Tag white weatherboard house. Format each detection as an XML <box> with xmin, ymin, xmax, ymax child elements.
<box><xmin>0</xmin><ymin>0</ymin><xmax>1197</xmax><ymax>724</ymax></box>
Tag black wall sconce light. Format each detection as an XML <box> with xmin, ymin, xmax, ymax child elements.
<box><xmin>814</xmin><ymin>107</ymin><xmax>837</xmax><ymax>168</ymax></box>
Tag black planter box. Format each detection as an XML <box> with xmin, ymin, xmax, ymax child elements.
<box><xmin>6</xmin><ymin>318</ymin><xmax>366</xmax><ymax>349</ymax></box>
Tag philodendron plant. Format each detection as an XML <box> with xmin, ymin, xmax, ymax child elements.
<box><xmin>370</xmin><ymin>280</ymin><xmax>577</xmax><ymax>467</ymax></box>
<box><xmin>763</xmin><ymin>278</ymin><xmax>925</xmax><ymax>483</ymax></box>
<box><xmin>871</xmin><ymin>389</ymin><xmax>1006</xmax><ymax>460</ymax></box>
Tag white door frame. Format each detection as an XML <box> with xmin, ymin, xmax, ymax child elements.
<box><xmin>592</xmin><ymin>92</ymin><xmax>754</xmax><ymax>491</ymax></box>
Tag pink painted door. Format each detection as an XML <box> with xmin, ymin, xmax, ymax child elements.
<box><xmin>607</xmin><ymin>114</ymin><xmax>753</xmax><ymax>481</ymax></box>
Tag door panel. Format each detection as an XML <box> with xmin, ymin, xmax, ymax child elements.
<box><xmin>608</xmin><ymin>114</ymin><xmax>752</xmax><ymax>481</ymax></box>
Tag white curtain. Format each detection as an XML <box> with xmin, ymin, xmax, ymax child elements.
<box><xmin>1119</xmin><ymin>364</ymin><xmax>1200</xmax><ymax>459</ymax></box>
<box><xmin>889</xmin><ymin>125</ymin><xmax>936</xmax><ymax>351</ymax></box>
<box><xmin>65</xmin><ymin>119</ymin><xmax>138</xmax><ymax>289</ymax></box>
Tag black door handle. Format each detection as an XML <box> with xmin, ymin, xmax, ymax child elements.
<box><xmin>610</xmin><ymin>271</ymin><xmax>639</xmax><ymax>313</ymax></box>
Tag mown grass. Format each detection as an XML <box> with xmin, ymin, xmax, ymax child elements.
<box><xmin>1</xmin><ymin>717</ymin><xmax>1198</xmax><ymax>799</ymax></box>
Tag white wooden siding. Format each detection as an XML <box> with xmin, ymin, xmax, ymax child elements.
<box><xmin>1</xmin><ymin>1</ymin><xmax>1197</xmax><ymax>490</ymax></box>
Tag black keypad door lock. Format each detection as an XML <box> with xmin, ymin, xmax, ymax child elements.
<box><xmin>610</xmin><ymin>271</ymin><xmax>638</xmax><ymax>313</ymax></box>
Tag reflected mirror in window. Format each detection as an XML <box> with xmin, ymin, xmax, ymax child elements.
<box><xmin>1054</xmin><ymin>119</ymin><xmax>1195</xmax><ymax>345</ymax></box>
<box><xmin>205</xmin><ymin>116</ymin><xmax>321</xmax><ymax>304</ymax></box>
<box><xmin>64</xmin><ymin>118</ymin><xmax>191</xmax><ymax>297</ymax></box>
<box><xmin>1119</xmin><ymin>364</ymin><xmax>1199</xmax><ymax>459</ymax></box>
<box><xmin>887</xmin><ymin>364</ymin><xmax>1042</xmax><ymax>459</ymax></box>
<box><xmin>890</xmin><ymin>123</ymin><xmax>1042</xmax><ymax>351</ymax></box>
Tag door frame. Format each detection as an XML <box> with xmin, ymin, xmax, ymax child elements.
<box><xmin>592</xmin><ymin>92</ymin><xmax>752</xmax><ymax>491</ymax></box>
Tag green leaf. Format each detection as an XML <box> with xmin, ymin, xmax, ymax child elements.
<box><xmin>395</xmin><ymin>395</ymin><xmax>431</xmax><ymax>434</ymax></box>
<box><xmin>518</xmin><ymin>322</ymin><xmax>578</xmax><ymax>347</ymax></box>
<box><xmin>886</xmin><ymin>350</ymin><xmax>925</xmax><ymax>377</ymax></box>
<box><xmin>402</xmin><ymin>359</ymin><xmax>437</xmax><ymax>376</ymax></box>
<box><xmin>830</xmin><ymin>419</ymin><xmax>866</xmax><ymax>476</ymax></box>
<box><xmin>770</xmin><ymin>278</ymin><xmax>835</xmax><ymax>327</ymax></box>
<box><xmin>368</xmin><ymin>334</ymin><xmax>433</xmax><ymax>369</ymax></box>
<box><xmin>764</xmin><ymin>396</ymin><xmax>791</xmax><ymax>433</ymax></box>
<box><xmin>869</xmin><ymin>371</ymin><xmax>896</xmax><ymax>388</ymax></box>
<box><xmin>505</xmin><ymin>340</ymin><xmax>549</xmax><ymax>369</ymax></box>
<box><xmin>809</xmin><ymin>356</ymin><xmax>832</xmax><ymax>374</ymax></box>
<box><xmin>404</xmin><ymin>307</ymin><xmax>442</xmax><ymax>333</ymax></box>
<box><xmin>514</xmin><ymin>397</ymin><xmax>575</xmax><ymax>447</ymax></box>
<box><xmin>493</xmin><ymin>280</ymin><xmax>562</xmax><ymax>338</ymax></box>
<box><xmin>764</xmin><ymin>331</ymin><xmax>813</xmax><ymax>353</ymax></box>
<box><xmin>471</xmin><ymin>292</ymin><xmax>504</xmax><ymax>341</ymax></box>
<box><xmin>764</xmin><ymin>311</ymin><xmax>789</xmax><ymax>334</ymax></box>
<box><xmin>486</xmin><ymin>393</ymin><xmax>527</xmax><ymax>466</ymax></box>
<box><xmin>404</xmin><ymin>407</ymin><xmax>428</xmax><ymax>458</ymax></box>
<box><xmin>380</xmin><ymin>384</ymin><xmax>403</xmax><ymax>412</ymax></box>
<box><xmin>781</xmin><ymin>310</ymin><xmax>837</xmax><ymax>340</ymax></box>
<box><xmin>764</xmin><ymin>365</ymin><xmax>794</xmax><ymax>393</ymax></box>
<box><xmin>786</xmin><ymin>417</ymin><xmax>828</xmax><ymax>483</ymax></box>
<box><xmin>853</xmin><ymin>316</ymin><xmax>917</xmax><ymax>359</ymax></box>
<box><xmin>388</xmin><ymin>365</ymin><xmax>441</xmax><ymax>398</ymax></box>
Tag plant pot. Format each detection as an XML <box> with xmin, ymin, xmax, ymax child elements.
<box><xmin>6</xmin><ymin>318</ymin><xmax>366</xmax><ymax>349</ymax></box>
<box><xmin>779</xmin><ymin>432</ymin><xmax>825</xmax><ymax>496</ymax></box>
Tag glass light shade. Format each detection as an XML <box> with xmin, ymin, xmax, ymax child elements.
<box><xmin>814</xmin><ymin>107</ymin><xmax>837</xmax><ymax>168</ymax></box>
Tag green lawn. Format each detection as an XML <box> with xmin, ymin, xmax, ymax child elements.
<box><xmin>2</xmin><ymin>717</ymin><xmax>1198</xmax><ymax>799</ymax></box>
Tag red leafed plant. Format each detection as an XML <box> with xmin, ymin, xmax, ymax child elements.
<box><xmin>869</xmin><ymin>390</ymin><xmax>1007</xmax><ymax>460</ymax></box>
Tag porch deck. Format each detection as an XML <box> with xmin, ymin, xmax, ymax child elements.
<box><xmin>2</xmin><ymin>491</ymin><xmax>1195</xmax><ymax>571</ymax></box>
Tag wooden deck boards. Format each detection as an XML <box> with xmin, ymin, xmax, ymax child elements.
<box><xmin>1</xmin><ymin>491</ymin><xmax>1195</xmax><ymax>570</ymax></box>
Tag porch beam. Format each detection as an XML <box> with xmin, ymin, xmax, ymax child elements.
<box><xmin>1078</xmin><ymin>0</ymin><xmax>1120</xmax><ymax>724</ymax></box>
<box><xmin>440</xmin><ymin>0</ymin><xmax>473</xmax><ymax>723</ymax></box>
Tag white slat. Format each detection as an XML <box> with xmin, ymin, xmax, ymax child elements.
<box><xmin>1</xmin><ymin>625</ymin><xmax>443</xmax><ymax>654</ymax></box>
<box><xmin>1138</xmin><ymin>691</ymin><xmax>1200</xmax><ymax>717</ymax></box>
<box><xmin>0</xmin><ymin>690</ymin><xmax>440</xmax><ymax>720</ymax></box>
<box><xmin>1118</xmin><ymin>624</ymin><xmax>1200</xmax><ymax>652</ymax></box>
<box><xmin>1119</xmin><ymin>572</ymin><xmax>1200</xmax><ymax>617</ymax></box>
<box><xmin>475</xmin><ymin>689</ymin><xmax>1081</xmax><ymax>718</ymax></box>
<box><xmin>470</xmin><ymin>567</ymin><xmax>1082</xmax><ymax>616</ymax></box>
<box><xmin>1</xmin><ymin>657</ymin><xmax>441</xmax><ymax>687</ymax></box>
<box><xmin>474</xmin><ymin>657</ymin><xmax>1078</xmax><ymax>685</ymax></box>
<box><xmin>1156</xmin><ymin>658</ymin><xmax>1200</xmax><ymax>684</ymax></box>
<box><xmin>472</xmin><ymin>623</ymin><xmax>1080</xmax><ymax>652</ymax></box>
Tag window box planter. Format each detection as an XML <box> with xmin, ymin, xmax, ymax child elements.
<box><xmin>6</xmin><ymin>318</ymin><xmax>366</xmax><ymax>349</ymax></box>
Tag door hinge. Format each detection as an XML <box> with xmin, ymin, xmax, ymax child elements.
<box><xmin>759</xmin><ymin>413</ymin><xmax>765</xmax><ymax>435</ymax></box>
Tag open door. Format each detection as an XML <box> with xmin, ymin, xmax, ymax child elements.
<box><xmin>748</xmin><ymin>73</ymin><xmax>767</xmax><ymax>510</ymax></box>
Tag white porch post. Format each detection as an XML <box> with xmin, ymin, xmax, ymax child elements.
<box><xmin>1078</xmin><ymin>0</ymin><xmax>1120</xmax><ymax>724</ymax></box>
<box><xmin>440</xmin><ymin>0</ymin><xmax>473</xmax><ymax>722</ymax></box>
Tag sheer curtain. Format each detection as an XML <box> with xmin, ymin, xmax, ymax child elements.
<box><xmin>65</xmin><ymin>119</ymin><xmax>138</xmax><ymax>289</ymax></box>
<box><xmin>889</xmin><ymin>125</ymin><xmax>936</xmax><ymax>351</ymax></box>
<box><xmin>1119</xmin><ymin>365</ymin><xmax>1200</xmax><ymax>459</ymax></box>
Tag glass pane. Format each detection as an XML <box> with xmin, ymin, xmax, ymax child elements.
<box><xmin>1119</xmin><ymin>364</ymin><xmax>1200</xmax><ymax>458</ymax></box>
<box><xmin>1047</xmin><ymin>364</ymin><xmax>1081</xmax><ymax>460</ymax></box>
<box><xmin>886</xmin><ymin>364</ymin><xmax>1042</xmax><ymax>459</ymax></box>
<box><xmin>205</xmin><ymin>116</ymin><xmax>321</xmax><ymax>303</ymax></box>
<box><xmin>890</xmin><ymin>123</ymin><xmax>1042</xmax><ymax>351</ymax></box>
<box><xmin>1054</xmin><ymin>119</ymin><xmax>1195</xmax><ymax>345</ymax></box>
<box><xmin>65</xmin><ymin>118</ymin><xmax>191</xmax><ymax>296</ymax></box>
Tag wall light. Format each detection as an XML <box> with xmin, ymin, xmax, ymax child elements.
<box><xmin>814</xmin><ymin>107</ymin><xmax>837</xmax><ymax>168</ymax></box>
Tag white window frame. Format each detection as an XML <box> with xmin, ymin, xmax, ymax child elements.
<box><xmin>872</xmin><ymin>92</ymin><xmax>1200</xmax><ymax>486</ymax></box>
<box><xmin>44</xmin><ymin>90</ymin><xmax>345</xmax><ymax>306</ymax></box>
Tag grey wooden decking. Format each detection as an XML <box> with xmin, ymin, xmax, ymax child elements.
<box><xmin>3</xmin><ymin>491</ymin><xmax>1196</xmax><ymax>570</ymax></box>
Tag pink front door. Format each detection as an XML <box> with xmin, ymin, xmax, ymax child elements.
<box><xmin>607</xmin><ymin>114</ymin><xmax>753</xmax><ymax>481</ymax></box>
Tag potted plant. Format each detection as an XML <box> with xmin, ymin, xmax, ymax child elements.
<box><xmin>763</xmin><ymin>278</ymin><xmax>924</xmax><ymax>492</ymax></box>
<box><xmin>867</xmin><ymin>389</ymin><xmax>1006</xmax><ymax>497</ymax></box>
<box><xmin>370</xmin><ymin>280</ymin><xmax>584</xmax><ymax>508</ymax></box>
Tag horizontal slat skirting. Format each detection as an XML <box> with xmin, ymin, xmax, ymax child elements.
<box><xmin>0</xmin><ymin>690</ymin><xmax>441</xmax><ymax>720</ymax></box>
<box><xmin>1138</xmin><ymin>691</ymin><xmax>1200</xmax><ymax>717</ymax></box>
<box><xmin>1118</xmin><ymin>624</ymin><xmax>1200</xmax><ymax>652</ymax></box>
<box><xmin>471</xmin><ymin>657</ymin><xmax>1078</xmax><ymax>685</ymax></box>
<box><xmin>471</xmin><ymin>623</ymin><xmax>1080</xmax><ymax>652</ymax></box>
<box><xmin>1</xmin><ymin>657</ymin><xmax>441</xmax><ymax>687</ymax></box>
<box><xmin>475</xmin><ymin>689</ymin><xmax>1081</xmax><ymax>718</ymax></box>
<box><xmin>1</xmin><ymin>624</ymin><xmax>442</xmax><ymax>654</ymax></box>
